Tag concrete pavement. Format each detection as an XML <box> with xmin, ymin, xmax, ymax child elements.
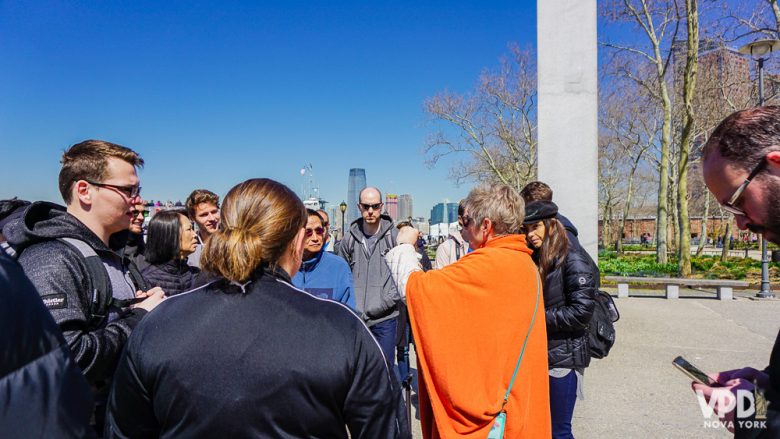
<box><xmin>407</xmin><ymin>288</ymin><xmax>780</xmax><ymax>438</ymax></box>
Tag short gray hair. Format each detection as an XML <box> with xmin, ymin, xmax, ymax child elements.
<box><xmin>463</xmin><ymin>184</ymin><xmax>525</xmax><ymax>236</ymax></box>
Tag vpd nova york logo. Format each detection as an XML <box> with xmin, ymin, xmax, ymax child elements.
<box><xmin>694</xmin><ymin>387</ymin><xmax>768</xmax><ymax>431</ymax></box>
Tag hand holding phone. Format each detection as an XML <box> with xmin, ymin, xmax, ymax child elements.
<box><xmin>673</xmin><ymin>356</ymin><xmax>719</xmax><ymax>387</ymax></box>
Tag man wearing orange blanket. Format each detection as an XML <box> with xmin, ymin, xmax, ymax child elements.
<box><xmin>386</xmin><ymin>184</ymin><xmax>551</xmax><ymax>439</ymax></box>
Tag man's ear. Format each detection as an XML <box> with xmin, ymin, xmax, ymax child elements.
<box><xmin>766</xmin><ymin>150</ymin><xmax>780</xmax><ymax>169</ymax></box>
<box><xmin>73</xmin><ymin>181</ymin><xmax>92</xmax><ymax>205</ymax></box>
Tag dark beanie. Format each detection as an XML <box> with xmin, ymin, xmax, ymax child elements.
<box><xmin>524</xmin><ymin>200</ymin><xmax>558</xmax><ymax>224</ymax></box>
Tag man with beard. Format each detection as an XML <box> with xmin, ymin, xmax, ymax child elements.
<box><xmin>694</xmin><ymin>106</ymin><xmax>780</xmax><ymax>437</ymax></box>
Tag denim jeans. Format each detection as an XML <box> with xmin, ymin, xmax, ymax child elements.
<box><xmin>370</xmin><ymin>317</ymin><xmax>397</xmax><ymax>366</ymax></box>
<box><xmin>549</xmin><ymin>370</ymin><xmax>578</xmax><ymax>439</ymax></box>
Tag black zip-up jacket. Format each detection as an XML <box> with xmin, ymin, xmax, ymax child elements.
<box><xmin>140</xmin><ymin>258</ymin><xmax>200</xmax><ymax>296</ymax></box>
<box><xmin>111</xmin><ymin>231</ymin><xmax>147</xmax><ymax>271</ymax></box>
<box><xmin>538</xmin><ymin>239</ymin><xmax>598</xmax><ymax>369</ymax></box>
<box><xmin>4</xmin><ymin>201</ymin><xmax>148</xmax><ymax>384</ymax></box>
<box><xmin>0</xmin><ymin>253</ymin><xmax>95</xmax><ymax>438</ymax></box>
<box><xmin>106</xmin><ymin>267</ymin><xmax>409</xmax><ymax>439</ymax></box>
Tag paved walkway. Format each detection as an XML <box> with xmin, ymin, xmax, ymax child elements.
<box><xmin>408</xmin><ymin>288</ymin><xmax>780</xmax><ymax>438</ymax></box>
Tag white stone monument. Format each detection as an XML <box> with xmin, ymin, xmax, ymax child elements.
<box><xmin>537</xmin><ymin>0</ymin><xmax>599</xmax><ymax>260</ymax></box>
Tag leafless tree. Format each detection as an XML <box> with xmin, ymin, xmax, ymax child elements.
<box><xmin>423</xmin><ymin>45</ymin><xmax>537</xmax><ymax>191</ymax></box>
<box><xmin>602</xmin><ymin>0</ymin><xmax>682</xmax><ymax>264</ymax></box>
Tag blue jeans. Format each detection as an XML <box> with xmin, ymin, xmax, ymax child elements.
<box><xmin>549</xmin><ymin>371</ymin><xmax>577</xmax><ymax>439</ymax></box>
<box><xmin>370</xmin><ymin>318</ymin><xmax>397</xmax><ymax>366</ymax></box>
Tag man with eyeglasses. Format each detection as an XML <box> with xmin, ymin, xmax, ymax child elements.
<box><xmin>336</xmin><ymin>186</ymin><xmax>401</xmax><ymax>364</ymax></box>
<box><xmin>5</xmin><ymin>139</ymin><xmax>165</xmax><ymax>434</ymax></box>
<box><xmin>692</xmin><ymin>106</ymin><xmax>780</xmax><ymax>437</ymax></box>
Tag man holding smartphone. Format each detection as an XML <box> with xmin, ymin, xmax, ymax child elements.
<box><xmin>697</xmin><ymin>106</ymin><xmax>780</xmax><ymax>437</ymax></box>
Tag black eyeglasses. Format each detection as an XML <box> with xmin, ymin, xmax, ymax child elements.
<box><xmin>305</xmin><ymin>226</ymin><xmax>325</xmax><ymax>237</ymax></box>
<box><xmin>721</xmin><ymin>157</ymin><xmax>767</xmax><ymax>217</ymax></box>
<box><xmin>461</xmin><ymin>214</ymin><xmax>475</xmax><ymax>228</ymax></box>
<box><xmin>359</xmin><ymin>202</ymin><xmax>382</xmax><ymax>211</ymax></box>
<box><xmin>86</xmin><ymin>180</ymin><xmax>142</xmax><ymax>199</ymax></box>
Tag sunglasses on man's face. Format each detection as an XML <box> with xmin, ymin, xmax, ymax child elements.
<box><xmin>305</xmin><ymin>227</ymin><xmax>325</xmax><ymax>237</ymax></box>
<box><xmin>359</xmin><ymin>202</ymin><xmax>382</xmax><ymax>211</ymax></box>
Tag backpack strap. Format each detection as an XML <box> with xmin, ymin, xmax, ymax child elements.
<box><xmin>340</xmin><ymin>231</ymin><xmax>356</xmax><ymax>265</ymax></box>
<box><xmin>125</xmin><ymin>258</ymin><xmax>149</xmax><ymax>292</ymax></box>
<box><xmin>452</xmin><ymin>236</ymin><xmax>462</xmax><ymax>260</ymax></box>
<box><xmin>60</xmin><ymin>238</ymin><xmax>113</xmax><ymax>328</ymax></box>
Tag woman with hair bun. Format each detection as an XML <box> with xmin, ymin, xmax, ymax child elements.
<box><xmin>106</xmin><ymin>178</ymin><xmax>407</xmax><ymax>439</ymax></box>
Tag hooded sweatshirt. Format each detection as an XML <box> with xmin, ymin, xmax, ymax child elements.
<box><xmin>335</xmin><ymin>215</ymin><xmax>400</xmax><ymax>326</ymax></box>
<box><xmin>4</xmin><ymin>201</ymin><xmax>149</xmax><ymax>384</ymax></box>
<box><xmin>293</xmin><ymin>249</ymin><xmax>356</xmax><ymax>311</ymax></box>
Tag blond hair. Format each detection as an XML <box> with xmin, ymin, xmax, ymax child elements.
<box><xmin>201</xmin><ymin>178</ymin><xmax>306</xmax><ymax>282</ymax></box>
<box><xmin>464</xmin><ymin>184</ymin><xmax>525</xmax><ymax>235</ymax></box>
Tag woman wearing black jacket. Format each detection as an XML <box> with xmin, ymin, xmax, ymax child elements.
<box><xmin>106</xmin><ymin>178</ymin><xmax>407</xmax><ymax>439</ymax></box>
<box><xmin>140</xmin><ymin>209</ymin><xmax>199</xmax><ymax>296</ymax></box>
<box><xmin>523</xmin><ymin>200</ymin><xmax>598</xmax><ymax>439</ymax></box>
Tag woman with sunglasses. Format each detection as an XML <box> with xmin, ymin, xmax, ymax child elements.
<box><xmin>522</xmin><ymin>200</ymin><xmax>598</xmax><ymax>439</ymax></box>
<box><xmin>292</xmin><ymin>209</ymin><xmax>355</xmax><ymax>310</ymax></box>
<box><xmin>140</xmin><ymin>209</ymin><xmax>200</xmax><ymax>296</ymax></box>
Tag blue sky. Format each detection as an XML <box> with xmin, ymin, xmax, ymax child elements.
<box><xmin>0</xmin><ymin>1</ymin><xmax>536</xmax><ymax>218</ymax></box>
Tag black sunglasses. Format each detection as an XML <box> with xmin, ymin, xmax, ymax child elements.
<box><xmin>359</xmin><ymin>202</ymin><xmax>382</xmax><ymax>211</ymax></box>
<box><xmin>86</xmin><ymin>180</ymin><xmax>142</xmax><ymax>199</ymax></box>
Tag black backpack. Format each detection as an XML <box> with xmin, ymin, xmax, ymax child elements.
<box><xmin>588</xmin><ymin>290</ymin><xmax>619</xmax><ymax>359</ymax></box>
<box><xmin>58</xmin><ymin>238</ymin><xmax>148</xmax><ymax>329</ymax></box>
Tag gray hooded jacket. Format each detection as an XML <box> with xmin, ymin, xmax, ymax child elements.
<box><xmin>335</xmin><ymin>215</ymin><xmax>400</xmax><ymax>326</ymax></box>
<box><xmin>5</xmin><ymin>201</ymin><xmax>148</xmax><ymax>385</ymax></box>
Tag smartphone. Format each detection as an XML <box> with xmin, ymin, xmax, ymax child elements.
<box><xmin>673</xmin><ymin>356</ymin><xmax>718</xmax><ymax>387</ymax></box>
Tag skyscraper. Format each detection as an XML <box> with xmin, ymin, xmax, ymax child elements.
<box><xmin>385</xmin><ymin>194</ymin><xmax>399</xmax><ymax>220</ymax></box>
<box><xmin>430</xmin><ymin>202</ymin><xmax>458</xmax><ymax>225</ymax></box>
<box><xmin>347</xmin><ymin>168</ymin><xmax>366</xmax><ymax>226</ymax></box>
<box><xmin>398</xmin><ymin>194</ymin><xmax>413</xmax><ymax>221</ymax></box>
<box><xmin>430</xmin><ymin>203</ymin><xmax>447</xmax><ymax>225</ymax></box>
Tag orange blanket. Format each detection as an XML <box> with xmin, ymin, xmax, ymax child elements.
<box><xmin>407</xmin><ymin>234</ymin><xmax>551</xmax><ymax>439</ymax></box>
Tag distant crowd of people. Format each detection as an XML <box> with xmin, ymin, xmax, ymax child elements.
<box><xmin>3</xmin><ymin>105</ymin><xmax>780</xmax><ymax>438</ymax></box>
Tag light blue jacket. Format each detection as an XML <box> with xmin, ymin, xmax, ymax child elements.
<box><xmin>293</xmin><ymin>249</ymin><xmax>356</xmax><ymax>311</ymax></box>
